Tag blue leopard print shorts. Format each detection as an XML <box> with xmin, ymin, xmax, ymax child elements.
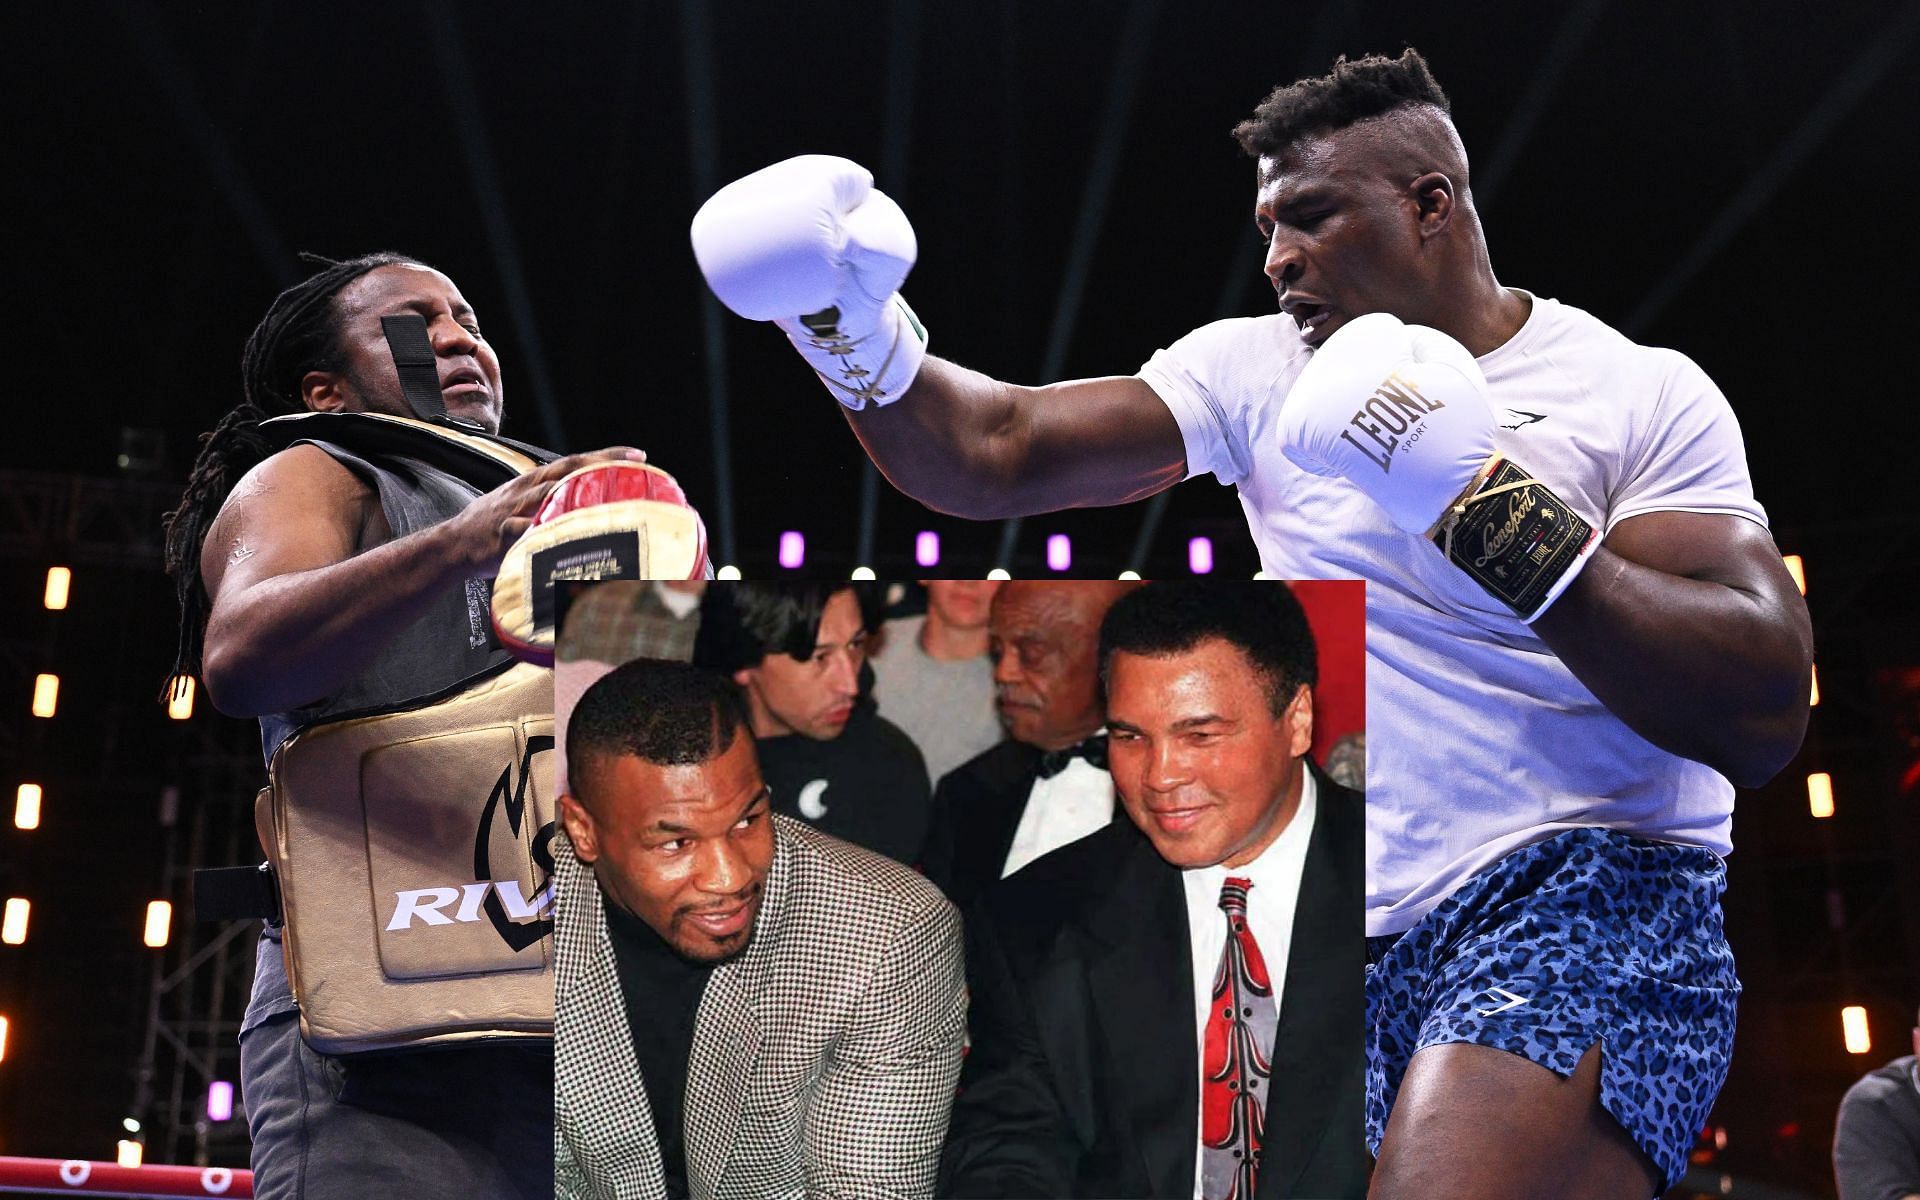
<box><xmin>1365</xmin><ymin>827</ymin><xmax>1738</xmax><ymax>1190</ymax></box>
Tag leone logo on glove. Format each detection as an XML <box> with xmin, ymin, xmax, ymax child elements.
<box><xmin>1337</xmin><ymin>369</ymin><xmax>1448</xmax><ymax>473</ymax></box>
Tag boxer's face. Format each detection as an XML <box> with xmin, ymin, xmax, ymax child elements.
<box><xmin>561</xmin><ymin>732</ymin><xmax>775</xmax><ymax>964</ymax></box>
<box><xmin>923</xmin><ymin>579</ymin><xmax>1001</xmax><ymax>632</ymax></box>
<box><xmin>1106</xmin><ymin>638</ymin><xmax>1312</xmax><ymax>870</ymax></box>
<box><xmin>1254</xmin><ymin>128</ymin><xmax>1438</xmax><ymax>351</ymax></box>
<box><xmin>304</xmin><ymin>264</ymin><xmax>506</xmax><ymax>434</ymax></box>
<box><xmin>990</xmin><ymin>583</ymin><xmax>1108</xmax><ymax>752</ymax></box>
<box><xmin>734</xmin><ymin>588</ymin><xmax>867</xmax><ymax>740</ymax></box>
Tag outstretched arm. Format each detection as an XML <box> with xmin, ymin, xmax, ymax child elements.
<box><xmin>845</xmin><ymin>359</ymin><xmax>1184</xmax><ymax>518</ymax></box>
<box><xmin>692</xmin><ymin>155</ymin><xmax>1185</xmax><ymax>520</ymax></box>
<box><xmin>1533</xmin><ymin>511</ymin><xmax>1812</xmax><ymax>788</ymax></box>
<box><xmin>199</xmin><ymin>443</ymin><xmax>641</xmax><ymax>716</ymax></box>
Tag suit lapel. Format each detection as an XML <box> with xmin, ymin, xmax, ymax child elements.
<box><xmin>1257</xmin><ymin>775</ymin><xmax>1364</xmax><ymax>1199</ymax></box>
<box><xmin>682</xmin><ymin>829</ymin><xmax>783</xmax><ymax>1199</ymax></box>
<box><xmin>959</xmin><ymin>743</ymin><xmax>1041</xmax><ymax>896</ymax></box>
<box><xmin>1081</xmin><ymin>829</ymin><xmax>1197</xmax><ymax>1198</ymax></box>
<box><xmin>554</xmin><ymin>841</ymin><xmax>668</xmax><ymax>1200</ymax></box>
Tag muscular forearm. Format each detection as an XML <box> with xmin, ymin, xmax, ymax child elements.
<box><xmin>845</xmin><ymin>357</ymin><xmax>1033</xmax><ymax>518</ymax></box>
<box><xmin>844</xmin><ymin>358</ymin><xmax>1185</xmax><ymax>518</ymax></box>
<box><xmin>1531</xmin><ymin>544</ymin><xmax>1812</xmax><ymax>787</ymax></box>
<box><xmin>202</xmin><ymin>521</ymin><xmax>470</xmax><ymax>717</ymax></box>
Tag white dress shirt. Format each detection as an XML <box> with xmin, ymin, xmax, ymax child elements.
<box><xmin>1179</xmin><ymin>769</ymin><xmax>1317</xmax><ymax>1200</ymax></box>
<box><xmin>1001</xmin><ymin>740</ymin><xmax>1115</xmax><ymax>879</ymax></box>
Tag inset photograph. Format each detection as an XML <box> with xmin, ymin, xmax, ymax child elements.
<box><xmin>552</xmin><ymin>578</ymin><xmax>1365</xmax><ymax>1198</ymax></box>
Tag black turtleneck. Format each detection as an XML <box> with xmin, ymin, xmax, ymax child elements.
<box><xmin>603</xmin><ymin>896</ymin><xmax>715</xmax><ymax>1200</ymax></box>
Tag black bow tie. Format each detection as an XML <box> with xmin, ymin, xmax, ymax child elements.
<box><xmin>1035</xmin><ymin>734</ymin><xmax>1109</xmax><ymax>779</ymax></box>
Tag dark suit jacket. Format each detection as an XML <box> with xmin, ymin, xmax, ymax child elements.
<box><xmin>940</xmin><ymin>769</ymin><xmax>1367</xmax><ymax>1199</ymax></box>
<box><xmin>921</xmin><ymin>740</ymin><xmax>1124</xmax><ymax>913</ymax></box>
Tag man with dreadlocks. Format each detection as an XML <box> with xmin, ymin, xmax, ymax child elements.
<box><xmin>689</xmin><ymin>49</ymin><xmax>1814</xmax><ymax>1200</ymax></box>
<box><xmin>165</xmin><ymin>252</ymin><xmax>644</xmax><ymax>1199</ymax></box>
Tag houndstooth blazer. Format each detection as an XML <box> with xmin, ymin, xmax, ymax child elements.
<box><xmin>555</xmin><ymin>813</ymin><xmax>967</xmax><ymax>1200</ymax></box>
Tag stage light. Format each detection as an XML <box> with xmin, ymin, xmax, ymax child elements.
<box><xmin>1782</xmin><ymin>554</ymin><xmax>1805</xmax><ymax>595</ymax></box>
<box><xmin>1807</xmin><ymin>772</ymin><xmax>1835</xmax><ymax>819</ymax></box>
<box><xmin>167</xmin><ymin>677</ymin><xmax>195</xmax><ymax>721</ymax></box>
<box><xmin>915</xmin><ymin>531</ymin><xmax>940</xmax><ymax>568</ymax></box>
<box><xmin>1188</xmin><ymin>537</ymin><xmax>1214</xmax><ymax>575</ymax></box>
<box><xmin>143</xmin><ymin>900</ymin><xmax>172</xmax><ymax>948</ymax></box>
<box><xmin>1118</xmin><ymin>570</ymin><xmax>1142</xmax><ymax>580</ymax></box>
<box><xmin>716</xmin><ymin>564</ymin><xmax>741</xmax><ymax>580</ymax></box>
<box><xmin>44</xmin><ymin>567</ymin><xmax>71</xmax><ymax>611</ymax></box>
<box><xmin>987</xmin><ymin>568</ymin><xmax>1011</xmax><ymax>581</ymax></box>
<box><xmin>116</xmin><ymin>1141</ymin><xmax>142</xmax><ymax>1168</ymax></box>
<box><xmin>1253</xmin><ymin>570</ymin><xmax>1274</xmax><ymax>580</ymax></box>
<box><xmin>121</xmin><ymin>1118</ymin><xmax>139</xmax><ymax>1134</ymax></box>
<box><xmin>31</xmin><ymin>674</ymin><xmax>58</xmax><ymax>718</ymax></box>
<box><xmin>1842</xmin><ymin>1005</ymin><xmax>1871</xmax><ymax>1054</ymax></box>
<box><xmin>1046</xmin><ymin>535</ymin><xmax>1071</xmax><ymax>572</ymax></box>
<box><xmin>207</xmin><ymin>1081</ymin><xmax>234</xmax><ymax>1122</ymax></box>
<box><xmin>0</xmin><ymin>1016</ymin><xmax>8</xmax><ymax>1063</ymax></box>
<box><xmin>14</xmin><ymin>785</ymin><xmax>41</xmax><ymax>831</ymax></box>
<box><xmin>1809</xmin><ymin>664</ymin><xmax>1820</xmax><ymax>707</ymax></box>
<box><xmin>778</xmin><ymin>531</ymin><xmax>805</xmax><ymax>570</ymax></box>
<box><xmin>851</xmin><ymin>566</ymin><xmax>877</xmax><ymax>581</ymax></box>
<box><xmin>1</xmin><ymin>899</ymin><xmax>27</xmax><ymax>945</ymax></box>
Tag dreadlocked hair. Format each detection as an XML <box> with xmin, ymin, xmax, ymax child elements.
<box><xmin>160</xmin><ymin>250</ymin><xmax>426</xmax><ymax>701</ymax></box>
<box><xmin>1232</xmin><ymin>48</ymin><xmax>1451</xmax><ymax>160</ymax></box>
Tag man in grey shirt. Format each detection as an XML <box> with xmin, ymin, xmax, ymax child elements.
<box><xmin>871</xmin><ymin>580</ymin><xmax>1004</xmax><ymax>786</ymax></box>
<box><xmin>1835</xmin><ymin>1005</ymin><xmax>1920</xmax><ymax>1200</ymax></box>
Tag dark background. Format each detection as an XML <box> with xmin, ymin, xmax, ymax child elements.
<box><xmin>2</xmin><ymin>1</ymin><xmax>1917</xmax><ymax>1195</ymax></box>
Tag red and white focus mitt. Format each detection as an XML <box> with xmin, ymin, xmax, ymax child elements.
<box><xmin>490</xmin><ymin>462</ymin><xmax>708</xmax><ymax>665</ymax></box>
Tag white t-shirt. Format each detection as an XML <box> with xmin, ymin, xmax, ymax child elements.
<box><xmin>1139</xmin><ymin>293</ymin><xmax>1768</xmax><ymax>937</ymax></box>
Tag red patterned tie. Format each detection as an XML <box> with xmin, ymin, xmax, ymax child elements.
<box><xmin>1202</xmin><ymin>876</ymin><xmax>1274</xmax><ymax>1200</ymax></box>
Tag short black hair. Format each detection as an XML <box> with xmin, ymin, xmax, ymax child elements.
<box><xmin>567</xmin><ymin>660</ymin><xmax>753</xmax><ymax>797</ymax></box>
<box><xmin>692</xmin><ymin>582</ymin><xmax>881</xmax><ymax>674</ymax></box>
<box><xmin>1233</xmin><ymin>48</ymin><xmax>1451</xmax><ymax>160</ymax></box>
<box><xmin>1098</xmin><ymin>581</ymin><xmax>1317</xmax><ymax>716</ymax></box>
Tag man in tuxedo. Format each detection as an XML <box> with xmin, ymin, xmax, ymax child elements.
<box><xmin>942</xmin><ymin>581</ymin><xmax>1367</xmax><ymax>1199</ymax></box>
<box><xmin>919</xmin><ymin>580</ymin><xmax>1137</xmax><ymax>910</ymax></box>
<box><xmin>554</xmin><ymin>659</ymin><xmax>966</xmax><ymax>1200</ymax></box>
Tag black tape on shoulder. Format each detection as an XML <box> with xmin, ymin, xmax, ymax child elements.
<box><xmin>1436</xmin><ymin>460</ymin><xmax>1594</xmax><ymax>618</ymax></box>
<box><xmin>380</xmin><ymin>313</ymin><xmax>447</xmax><ymax>424</ymax></box>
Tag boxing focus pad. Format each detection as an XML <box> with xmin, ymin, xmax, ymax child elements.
<box><xmin>691</xmin><ymin>154</ymin><xmax>927</xmax><ymax>409</ymax></box>
<box><xmin>1280</xmin><ymin>313</ymin><xmax>1597</xmax><ymax>621</ymax></box>
<box><xmin>491</xmin><ymin>462</ymin><xmax>709</xmax><ymax>665</ymax></box>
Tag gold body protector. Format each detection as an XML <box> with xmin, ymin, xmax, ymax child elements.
<box><xmin>254</xmin><ymin>412</ymin><xmax>557</xmax><ymax>1054</ymax></box>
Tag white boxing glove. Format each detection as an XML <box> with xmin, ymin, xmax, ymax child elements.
<box><xmin>690</xmin><ymin>154</ymin><xmax>928</xmax><ymax>409</ymax></box>
<box><xmin>1281</xmin><ymin>312</ymin><xmax>1598</xmax><ymax>621</ymax></box>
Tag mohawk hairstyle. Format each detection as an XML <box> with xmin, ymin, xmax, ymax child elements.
<box><xmin>566</xmin><ymin>660</ymin><xmax>754</xmax><ymax>800</ymax></box>
<box><xmin>1232</xmin><ymin>48</ymin><xmax>1451</xmax><ymax>160</ymax></box>
<box><xmin>160</xmin><ymin>251</ymin><xmax>424</xmax><ymax>701</ymax></box>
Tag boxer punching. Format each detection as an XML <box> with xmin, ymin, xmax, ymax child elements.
<box><xmin>690</xmin><ymin>51</ymin><xmax>1813</xmax><ymax>1200</ymax></box>
<box><xmin>162</xmin><ymin>252</ymin><xmax>681</xmax><ymax>1199</ymax></box>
